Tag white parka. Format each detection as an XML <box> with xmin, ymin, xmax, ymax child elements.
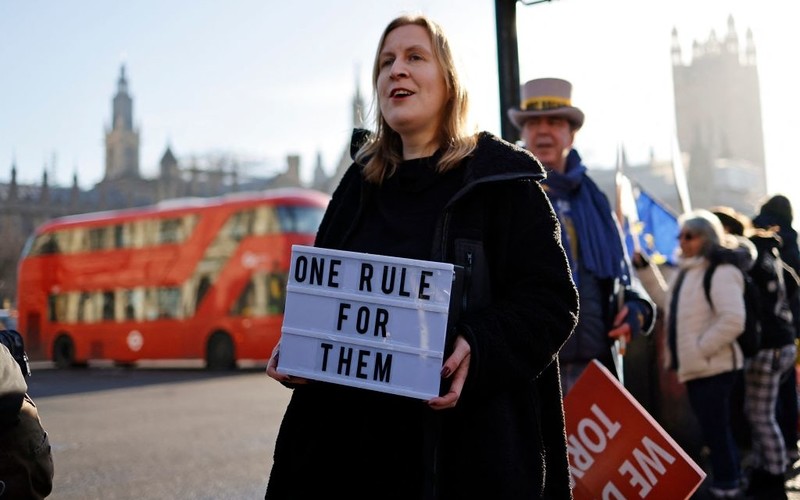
<box><xmin>664</xmin><ymin>257</ymin><xmax>745</xmax><ymax>382</ymax></box>
<box><xmin>641</xmin><ymin>255</ymin><xmax>745</xmax><ymax>383</ymax></box>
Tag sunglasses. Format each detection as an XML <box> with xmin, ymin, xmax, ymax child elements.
<box><xmin>677</xmin><ymin>232</ymin><xmax>697</xmax><ymax>241</ymax></box>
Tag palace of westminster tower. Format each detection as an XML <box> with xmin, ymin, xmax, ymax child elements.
<box><xmin>591</xmin><ymin>15</ymin><xmax>767</xmax><ymax>216</ymax></box>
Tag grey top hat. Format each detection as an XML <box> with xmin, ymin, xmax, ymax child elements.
<box><xmin>507</xmin><ymin>77</ymin><xmax>585</xmax><ymax>130</ymax></box>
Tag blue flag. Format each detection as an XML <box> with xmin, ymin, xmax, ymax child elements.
<box><xmin>631</xmin><ymin>183</ymin><xmax>679</xmax><ymax>266</ymax></box>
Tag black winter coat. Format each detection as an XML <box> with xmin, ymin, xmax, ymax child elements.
<box><xmin>749</xmin><ymin>232</ymin><xmax>796</xmax><ymax>348</ymax></box>
<box><xmin>266</xmin><ymin>132</ymin><xmax>579</xmax><ymax>500</ymax></box>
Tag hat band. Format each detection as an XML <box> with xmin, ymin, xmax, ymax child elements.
<box><xmin>521</xmin><ymin>96</ymin><xmax>572</xmax><ymax>111</ymax></box>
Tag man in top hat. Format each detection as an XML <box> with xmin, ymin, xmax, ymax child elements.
<box><xmin>509</xmin><ymin>77</ymin><xmax>655</xmax><ymax>394</ymax></box>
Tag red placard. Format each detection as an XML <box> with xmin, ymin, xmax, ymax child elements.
<box><xmin>564</xmin><ymin>360</ymin><xmax>706</xmax><ymax>499</ymax></box>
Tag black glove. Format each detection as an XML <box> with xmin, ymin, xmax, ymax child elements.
<box><xmin>0</xmin><ymin>329</ymin><xmax>31</xmax><ymax>378</ymax></box>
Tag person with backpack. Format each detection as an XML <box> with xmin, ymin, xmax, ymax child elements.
<box><xmin>752</xmin><ymin>194</ymin><xmax>800</xmax><ymax>469</ymax></box>
<box><xmin>636</xmin><ymin>209</ymin><xmax>749</xmax><ymax>499</ymax></box>
<box><xmin>713</xmin><ymin>206</ymin><xmax>797</xmax><ymax>498</ymax></box>
<box><xmin>712</xmin><ymin>207</ymin><xmax>762</xmax><ymax>456</ymax></box>
<box><xmin>740</xmin><ymin>227</ymin><xmax>798</xmax><ymax>498</ymax></box>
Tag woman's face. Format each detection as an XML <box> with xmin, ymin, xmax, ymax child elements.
<box><xmin>376</xmin><ymin>24</ymin><xmax>448</xmax><ymax>148</ymax></box>
<box><xmin>678</xmin><ymin>227</ymin><xmax>703</xmax><ymax>258</ymax></box>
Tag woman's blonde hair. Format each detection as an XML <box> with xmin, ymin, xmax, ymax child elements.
<box><xmin>356</xmin><ymin>15</ymin><xmax>477</xmax><ymax>184</ymax></box>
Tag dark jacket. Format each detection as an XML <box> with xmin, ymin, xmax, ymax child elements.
<box><xmin>749</xmin><ymin>232</ymin><xmax>796</xmax><ymax>348</ymax></box>
<box><xmin>546</xmin><ymin>151</ymin><xmax>655</xmax><ymax>372</ymax></box>
<box><xmin>1</xmin><ymin>342</ymin><xmax>54</xmax><ymax>500</ymax></box>
<box><xmin>753</xmin><ymin>211</ymin><xmax>800</xmax><ymax>337</ymax></box>
<box><xmin>266</xmin><ymin>132</ymin><xmax>579</xmax><ymax>500</ymax></box>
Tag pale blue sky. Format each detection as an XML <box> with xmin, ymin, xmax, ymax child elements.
<box><xmin>1</xmin><ymin>0</ymin><xmax>796</xmax><ymax>211</ymax></box>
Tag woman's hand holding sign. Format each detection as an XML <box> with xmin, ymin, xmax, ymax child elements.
<box><xmin>267</xmin><ymin>343</ymin><xmax>310</xmax><ymax>386</ymax></box>
<box><xmin>428</xmin><ymin>335</ymin><xmax>471</xmax><ymax>410</ymax></box>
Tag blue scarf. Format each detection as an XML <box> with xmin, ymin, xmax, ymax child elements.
<box><xmin>543</xmin><ymin>149</ymin><xmax>627</xmax><ymax>282</ymax></box>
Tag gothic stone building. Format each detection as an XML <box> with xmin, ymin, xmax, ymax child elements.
<box><xmin>672</xmin><ymin>15</ymin><xmax>767</xmax><ymax>213</ymax></box>
<box><xmin>593</xmin><ymin>15</ymin><xmax>768</xmax><ymax>218</ymax></box>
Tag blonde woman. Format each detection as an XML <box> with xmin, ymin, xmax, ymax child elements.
<box><xmin>265</xmin><ymin>14</ymin><xmax>578</xmax><ymax>500</ymax></box>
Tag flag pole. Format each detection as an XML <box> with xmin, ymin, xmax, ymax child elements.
<box><xmin>671</xmin><ymin>133</ymin><xmax>692</xmax><ymax>214</ymax></box>
<box><xmin>611</xmin><ymin>142</ymin><xmax>628</xmax><ymax>378</ymax></box>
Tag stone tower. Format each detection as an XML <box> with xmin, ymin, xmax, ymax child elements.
<box><xmin>158</xmin><ymin>145</ymin><xmax>180</xmax><ymax>200</ymax></box>
<box><xmin>104</xmin><ymin>65</ymin><xmax>141</xmax><ymax>180</ymax></box>
<box><xmin>671</xmin><ymin>16</ymin><xmax>766</xmax><ymax>212</ymax></box>
<box><xmin>323</xmin><ymin>76</ymin><xmax>367</xmax><ymax>193</ymax></box>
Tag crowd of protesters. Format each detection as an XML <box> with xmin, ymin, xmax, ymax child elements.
<box><xmin>636</xmin><ymin>197</ymin><xmax>800</xmax><ymax>499</ymax></box>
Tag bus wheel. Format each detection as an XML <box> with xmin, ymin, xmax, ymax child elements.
<box><xmin>206</xmin><ymin>332</ymin><xmax>235</xmax><ymax>371</ymax></box>
<box><xmin>53</xmin><ymin>335</ymin><xmax>76</xmax><ymax>369</ymax></box>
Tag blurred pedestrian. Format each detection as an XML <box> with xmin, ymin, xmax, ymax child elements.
<box><xmin>508</xmin><ymin>77</ymin><xmax>655</xmax><ymax>394</ymax></box>
<box><xmin>637</xmin><ymin>209</ymin><xmax>747</xmax><ymax>498</ymax></box>
<box><xmin>714</xmin><ymin>205</ymin><xmax>797</xmax><ymax>498</ymax></box>
<box><xmin>265</xmin><ymin>14</ymin><xmax>578</xmax><ymax>500</ymax></box>
<box><xmin>753</xmin><ymin>194</ymin><xmax>800</xmax><ymax>469</ymax></box>
<box><xmin>0</xmin><ymin>330</ymin><xmax>54</xmax><ymax>499</ymax></box>
<box><xmin>744</xmin><ymin>226</ymin><xmax>797</xmax><ymax>499</ymax></box>
<box><xmin>712</xmin><ymin>206</ymin><xmax>757</xmax><ymax>453</ymax></box>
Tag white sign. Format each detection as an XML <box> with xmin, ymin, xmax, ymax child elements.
<box><xmin>278</xmin><ymin>245</ymin><xmax>456</xmax><ymax>400</ymax></box>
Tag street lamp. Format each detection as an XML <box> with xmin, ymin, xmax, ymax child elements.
<box><xmin>495</xmin><ymin>0</ymin><xmax>553</xmax><ymax>143</ymax></box>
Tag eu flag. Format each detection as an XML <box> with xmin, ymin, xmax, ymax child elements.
<box><xmin>632</xmin><ymin>183</ymin><xmax>679</xmax><ymax>266</ymax></box>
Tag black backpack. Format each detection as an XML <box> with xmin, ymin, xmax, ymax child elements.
<box><xmin>702</xmin><ymin>257</ymin><xmax>762</xmax><ymax>358</ymax></box>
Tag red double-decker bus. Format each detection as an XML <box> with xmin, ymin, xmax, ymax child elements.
<box><xmin>16</xmin><ymin>187</ymin><xmax>329</xmax><ymax>370</ymax></box>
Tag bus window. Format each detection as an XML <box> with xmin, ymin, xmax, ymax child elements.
<box><xmin>125</xmin><ymin>288</ymin><xmax>145</xmax><ymax>321</ymax></box>
<box><xmin>78</xmin><ymin>292</ymin><xmax>95</xmax><ymax>323</ymax></box>
<box><xmin>181</xmin><ymin>215</ymin><xmax>197</xmax><ymax>241</ymax></box>
<box><xmin>232</xmin><ymin>280</ymin><xmax>256</xmax><ymax>316</ymax></box>
<box><xmin>155</xmin><ymin>216</ymin><xmax>196</xmax><ymax>245</ymax></box>
<box><xmin>62</xmin><ymin>292</ymin><xmax>78</xmax><ymax>323</ymax></box>
<box><xmin>114</xmin><ymin>224</ymin><xmax>127</xmax><ymax>248</ymax></box>
<box><xmin>30</xmin><ymin>233</ymin><xmax>61</xmax><ymax>255</ymax></box>
<box><xmin>26</xmin><ymin>231</ymin><xmax>65</xmax><ymax>256</ymax></box>
<box><xmin>276</xmin><ymin>206</ymin><xmax>325</xmax><ymax>233</ymax></box>
<box><xmin>206</xmin><ymin>220</ymin><xmax>238</xmax><ymax>259</ymax></box>
<box><xmin>230</xmin><ymin>210</ymin><xmax>255</xmax><ymax>241</ymax></box>
<box><xmin>88</xmin><ymin>227</ymin><xmax>108</xmax><ymax>251</ymax></box>
<box><xmin>141</xmin><ymin>220</ymin><xmax>158</xmax><ymax>247</ymax></box>
<box><xmin>144</xmin><ymin>288</ymin><xmax>159</xmax><ymax>320</ymax></box>
<box><xmin>102</xmin><ymin>291</ymin><xmax>115</xmax><ymax>321</ymax></box>
<box><xmin>253</xmin><ymin>206</ymin><xmax>280</xmax><ymax>235</ymax></box>
<box><xmin>267</xmin><ymin>273</ymin><xmax>288</xmax><ymax>314</ymax></box>
<box><xmin>123</xmin><ymin>290</ymin><xmax>135</xmax><ymax>320</ymax></box>
<box><xmin>231</xmin><ymin>273</ymin><xmax>286</xmax><ymax>317</ymax></box>
<box><xmin>195</xmin><ymin>276</ymin><xmax>211</xmax><ymax>309</ymax></box>
<box><xmin>130</xmin><ymin>220</ymin><xmax>147</xmax><ymax>248</ymax></box>
<box><xmin>55</xmin><ymin>294</ymin><xmax>68</xmax><ymax>323</ymax></box>
<box><xmin>48</xmin><ymin>293</ymin><xmax>71</xmax><ymax>323</ymax></box>
<box><xmin>67</xmin><ymin>228</ymin><xmax>89</xmax><ymax>254</ymax></box>
<box><xmin>157</xmin><ymin>287</ymin><xmax>181</xmax><ymax>319</ymax></box>
<box><xmin>159</xmin><ymin>218</ymin><xmax>182</xmax><ymax>244</ymax></box>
